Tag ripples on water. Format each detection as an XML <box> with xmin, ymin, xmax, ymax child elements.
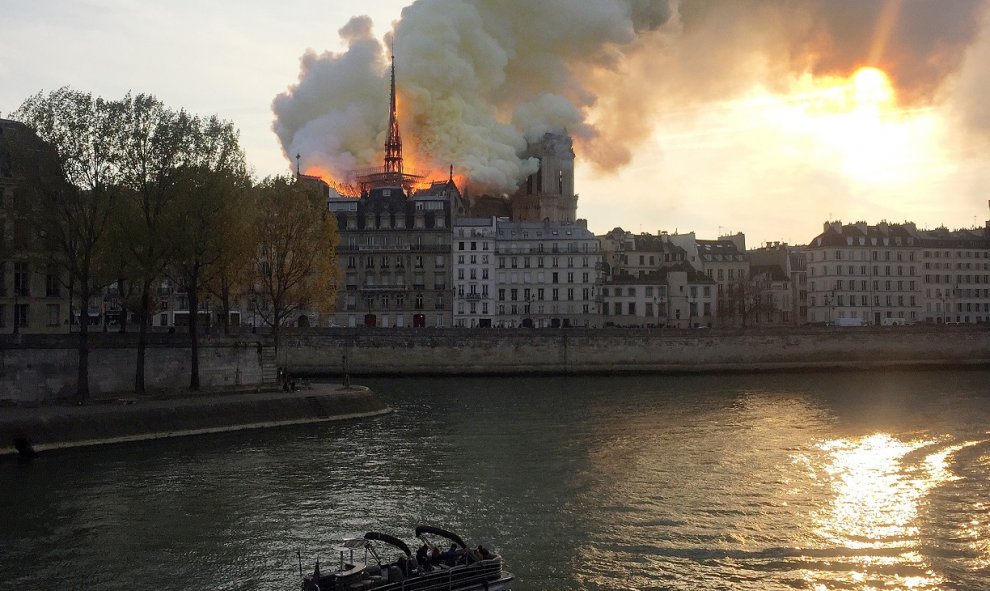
<box><xmin>2</xmin><ymin>370</ymin><xmax>990</xmax><ymax>591</ymax></box>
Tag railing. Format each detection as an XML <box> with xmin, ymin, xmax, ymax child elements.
<box><xmin>309</xmin><ymin>558</ymin><xmax>505</xmax><ymax>591</ymax></box>
<box><xmin>358</xmin><ymin>245</ymin><xmax>412</xmax><ymax>252</ymax></box>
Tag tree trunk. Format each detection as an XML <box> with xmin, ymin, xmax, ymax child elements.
<box><xmin>188</xmin><ymin>275</ymin><xmax>200</xmax><ymax>391</ymax></box>
<box><xmin>118</xmin><ymin>276</ymin><xmax>127</xmax><ymax>333</ymax></box>
<box><xmin>76</xmin><ymin>277</ymin><xmax>90</xmax><ymax>403</ymax></box>
<box><xmin>135</xmin><ymin>280</ymin><xmax>150</xmax><ymax>395</ymax></box>
<box><xmin>220</xmin><ymin>277</ymin><xmax>232</xmax><ymax>336</ymax></box>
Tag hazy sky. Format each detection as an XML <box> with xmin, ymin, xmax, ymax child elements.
<box><xmin>4</xmin><ymin>0</ymin><xmax>990</xmax><ymax>246</ymax></box>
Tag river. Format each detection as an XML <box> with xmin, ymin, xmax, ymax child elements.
<box><xmin>2</xmin><ymin>370</ymin><xmax>989</xmax><ymax>590</ymax></box>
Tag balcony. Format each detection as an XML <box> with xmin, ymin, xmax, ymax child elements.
<box><xmin>361</xmin><ymin>284</ymin><xmax>408</xmax><ymax>292</ymax></box>
<box><xmin>357</xmin><ymin>245</ymin><xmax>412</xmax><ymax>252</ymax></box>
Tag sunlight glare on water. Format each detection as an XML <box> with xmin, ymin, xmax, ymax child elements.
<box><xmin>2</xmin><ymin>371</ymin><xmax>990</xmax><ymax>591</ymax></box>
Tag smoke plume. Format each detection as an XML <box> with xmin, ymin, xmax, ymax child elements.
<box><xmin>272</xmin><ymin>0</ymin><xmax>988</xmax><ymax>194</ymax></box>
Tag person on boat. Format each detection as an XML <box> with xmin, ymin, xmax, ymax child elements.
<box><xmin>442</xmin><ymin>543</ymin><xmax>460</xmax><ymax>566</ymax></box>
<box><xmin>477</xmin><ymin>545</ymin><xmax>493</xmax><ymax>560</ymax></box>
<box><xmin>430</xmin><ymin>547</ymin><xmax>443</xmax><ymax>567</ymax></box>
<box><xmin>416</xmin><ymin>544</ymin><xmax>430</xmax><ymax>570</ymax></box>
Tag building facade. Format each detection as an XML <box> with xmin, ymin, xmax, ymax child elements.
<box><xmin>0</xmin><ymin>118</ymin><xmax>72</xmax><ymax>334</ymax></box>
<box><xmin>452</xmin><ymin>217</ymin><xmax>498</xmax><ymax>327</ymax></box>
<box><xmin>494</xmin><ymin>220</ymin><xmax>601</xmax><ymax>328</ymax></box>
<box><xmin>804</xmin><ymin>220</ymin><xmax>990</xmax><ymax>325</ymax></box>
<box><xmin>329</xmin><ymin>182</ymin><xmax>459</xmax><ymax>328</ymax></box>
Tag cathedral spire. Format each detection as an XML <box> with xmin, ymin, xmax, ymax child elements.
<box><xmin>384</xmin><ymin>48</ymin><xmax>403</xmax><ymax>177</ymax></box>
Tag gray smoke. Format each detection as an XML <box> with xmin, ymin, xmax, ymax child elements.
<box><xmin>272</xmin><ymin>0</ymin><xmax>988</xmax><ymax>194</ymax></box>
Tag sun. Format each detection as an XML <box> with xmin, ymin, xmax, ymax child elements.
<box><xmin>850</xmin><ymin>66</ymin><xmax>894</xmax><ymax>107</ymax></box>
<box><xmin>756</xmin><ymin>65</ymin><xmax>937</xmax><ymax>184</ymax></box>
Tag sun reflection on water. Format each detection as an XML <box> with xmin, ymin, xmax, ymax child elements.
<box><xmin>808</xmin><ymin>433</ymin><xmax>975</xmax><ymax>590</ymax></box>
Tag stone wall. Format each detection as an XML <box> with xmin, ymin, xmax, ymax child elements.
<box><xmin>279</xmin><ymin>326</ymin><xmax>990</xmax><ymax>376</ymax></box>
<box><xmin>4</xmin><ymin>328</ymin><xmax>987</xmax><ymax>402</ymax></box>
<box><xmin>0</xmin><ymin>334</ymin><xmax>276</xmax><ymax>402</ymax></box>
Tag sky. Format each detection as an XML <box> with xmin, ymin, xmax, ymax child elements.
<box><xmin>3</xmin><ymin>0</ymin><xmax>990</xmax><ymax>247</ymax></box>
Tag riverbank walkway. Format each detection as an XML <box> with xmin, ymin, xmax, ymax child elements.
<box><xmin>0</xmin><ymin>384</ymin><xmax>390</xmax><ymax>458</ymax></box>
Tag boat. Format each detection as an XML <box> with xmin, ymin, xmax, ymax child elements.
<box><xmin>301</xmin><ymin>525</ymin><xmax>513</xmax><ymax>591</ymax></box>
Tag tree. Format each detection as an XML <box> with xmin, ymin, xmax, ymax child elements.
<box><xmin>251</xmin><ymin>175</ymin><xmax>338</xmax><ymax>355</ymax></box>
<box><xmin>203</xmin><ymin>186</ymin><xmax>257</xmax><ymax>337</ymax></box>
<box><xmin>170</xmin><ymin>116</ymin><xmax>248</xmax><ymax>390</ymax></box>
<box><xmin>12</xmin><ymin>88</ymin><xmax>121</xmax><ymax>401</ymax></box>
<box><xmin>113</xmin><ymin>93</ymin><xmax>196</xmax><ymax>394</ymax></box>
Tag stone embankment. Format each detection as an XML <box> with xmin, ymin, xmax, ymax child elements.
<box><xmin>280</xmin><ymin>325</ymin><xmax>990</xmax><ymax>376</ymax></box>
<box><xmin>0</xmin><ymin>384</ymin><xmax>390</xmax><ymax>458</ymax></box>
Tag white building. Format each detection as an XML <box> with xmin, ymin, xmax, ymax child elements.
<box><xmin>453</xmin><ymin>217</ymin><xmax>499</xmax><ymax>327</ymax></box>
<box><xmin>494</xmin><ymin>219</ymin><xmax>602</xmax><ymax>328</ymax></box>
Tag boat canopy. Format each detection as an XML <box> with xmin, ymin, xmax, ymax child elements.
<box><xmin>415</xmin><ymin>526</ymin><xmax>467</xmax><ymax>549</ymax></box>
<box><xmin>364</xmin><ymin>532</ymin><xmax>412</xmax><ymax>556</ymax></box>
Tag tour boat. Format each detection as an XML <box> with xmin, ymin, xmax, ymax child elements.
<box><xmin>301</xmin><ymin>525</ymin><xmax>513</xmax><ymax>591</ymax></box>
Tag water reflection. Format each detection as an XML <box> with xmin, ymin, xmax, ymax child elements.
<box><xmin>810</xmin><ymin>434</ymin><xmax>984</xmax><ymax>590</ymax></box>
<box><xmin>4</xmin><ymin>372</ymin><xmax>990</xmax><ymax>591</ymax></box>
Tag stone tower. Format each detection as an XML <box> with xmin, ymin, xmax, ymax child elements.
<box><xmin>510</xmin><ymin>131</ymin><xmax>578</xmax><ymax>223</ymax></box>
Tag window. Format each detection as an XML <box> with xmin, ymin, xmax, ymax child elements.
<box><xmin>15</xmin><ymin>304</ymin><xmax>29</xmax><ymax>328</ymax></box>
<box><xmin>45</xmin><ymin>267</ymin><xmax>60</xmax><ymax>297</ymax></box>
<box><xmin>14</xmin><ymin>262</ymin><xmax>29</xmax><ymax>296</ymax></box>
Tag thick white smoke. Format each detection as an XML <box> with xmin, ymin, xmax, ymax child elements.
<box><xmin>273</xmin><ymin>0</ymin><xmax>675</xmax><ymax>194</ymax></box>
<box><xmin>272</xmin><ymin>0</ymin><xmax>988</xmax><ymax>194</ymax></box>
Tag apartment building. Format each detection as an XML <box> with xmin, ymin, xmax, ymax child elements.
<box><xmin>804</xmin><ymin>221</ymin><xmax>973</xmax><ymax>325</ymax></box>
<box><xmin>494</xmin><ymin>219</ymin><xmax>601</xmax><ymax>328</ymax></box>
<box><xmin>452</xmin><ymin>217</ymin><xmax>498</xmax><ymax>327</ymax></box>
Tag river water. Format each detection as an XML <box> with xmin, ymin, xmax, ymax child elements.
<box><xmin>2</xmin><ymin>370</ymin><xmax>990</xmax><ymax>591</ymax></box>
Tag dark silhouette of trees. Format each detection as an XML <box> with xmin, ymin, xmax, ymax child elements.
<box><xmin>12</xmin><ymin>88</ymin><xmax>121</xmax><ymax>401</ymax></box>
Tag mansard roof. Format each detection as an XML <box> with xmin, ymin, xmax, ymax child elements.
<box><xmin>496</xmin><ymin>220</ymin><xmax>596</xmax><ymax>241</ymax></box>
<box><xmin>750</xmin><ymin>264</ymin><xmax>789</xmax><ymax>282</ymax></box>
<box><xmin>657</xmin><ymin>261</ymin><xmax>715</xmax><ymax>284</ymax></box>
<box><xmin>810</xmin><ymin>221</ymin><xmax>990</xmax><ymax>249</ymax></box>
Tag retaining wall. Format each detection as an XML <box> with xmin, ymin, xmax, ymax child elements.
<box><xmin>279</xmin><ymin>326</ymin><xmax>990</xmax><ymax>376</ymax></box>
<box><xmin>0</xmin><ymin>386</ymin><xmax>390</xmax><ymax>456</ymax></box>
<box><xmin>0</xmin><ymin>334</ymin><xmax>276</xmax><ymax>402</ymax></box>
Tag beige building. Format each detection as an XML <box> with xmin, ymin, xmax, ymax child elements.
<box><xmin>802</xmin><ymin>220</ymin><xmax>981</xmax><ymax>325</ymax></box>
<box><xmin>599</xmin><ymin>228</ymin><xmax>715</xmax><ymax>327</ymax></box>
<box><xmin>0</xmin><ymin>118</ymin><xmax>71</xmax><ymax>334</ymax></box>
<box><xmin>748</xmin><ymin>242</ymin><xmax>807</xmax><ymax>325</ymax></box>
